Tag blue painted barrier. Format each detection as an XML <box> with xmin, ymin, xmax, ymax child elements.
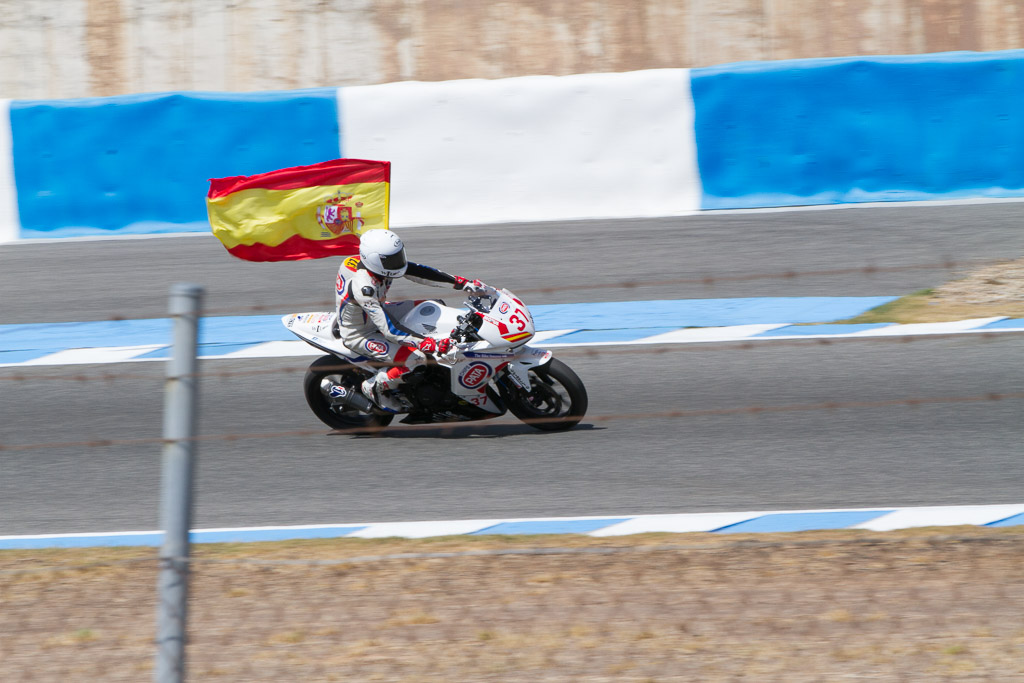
<box><xmin>4</xmin><ymin>51</ymin><xmax>1024</xmax><ymax>240</ymax></box>
<box><xmin>692</xmin><ymin>50</ymin><xmax>1024</xmax><ymax>209</ymax></box>
<box><xmin>9</xmin><ymin>89</ymin><xmax>341</xmax><ymax>238</ymax></box>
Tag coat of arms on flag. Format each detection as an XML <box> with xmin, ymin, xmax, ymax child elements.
<box><xmin>315</xmin><ymin>192</ymin><xmax>365</xmax><ymax>237</ymax></box>
<box><xmin>206</xmin><ymin>158</ymin><xmax>390</xmax><ymax>262</ymax></box>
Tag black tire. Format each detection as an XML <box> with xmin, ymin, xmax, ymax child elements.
<box><xmin>507</xmin><ymin>358</ymin><xmax>588</xmax><ymax>432</ymax></box>
<box><xmin>303</xmin><ymin>355</ymin><xmax>394</xmax><ymax>434</ymax></box>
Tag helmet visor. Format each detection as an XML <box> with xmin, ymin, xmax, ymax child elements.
<box><xmin>379</xmin><ymin>248</ymin><xmax>407</xmax><ymax>272</ymax></box>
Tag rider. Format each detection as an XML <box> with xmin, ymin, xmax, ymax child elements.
<box><xmin>335</xmin><ymin>229</ymin><xmax>489</xmax><ymax>413</ymax></box>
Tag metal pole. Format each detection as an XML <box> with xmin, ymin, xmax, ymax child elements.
<box><xmin>155</xmin><ymin>283</ymin><xmax>203</xmax><ymax>683</ymax></box>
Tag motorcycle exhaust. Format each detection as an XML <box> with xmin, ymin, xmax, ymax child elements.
<box><xmin>324</xmin><ymin>382</ymin><xmax>375</xmax><ymax>413</ymax></box>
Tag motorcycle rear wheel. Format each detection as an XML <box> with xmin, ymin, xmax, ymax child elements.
<box><xmin>303</xmin><ymin>355</ymin><xmax>394</xmax><ymax>434</ymax></box>
<box><xmin>507</xmin><ymin>358</ymin><xmax>588</xmax><ymax>432</ymax></box>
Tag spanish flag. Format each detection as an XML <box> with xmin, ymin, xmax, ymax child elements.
<box><xmin>207</xmin><ymin>158</ymin><xmax>390</xmax><ymax>261</ymax></box>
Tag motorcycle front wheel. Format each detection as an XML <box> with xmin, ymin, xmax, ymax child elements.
<box><xmin>507</xmin><ymin>358</ymin><xmax>588</xmax><ymax>432</ymax></box>
<box><xmin>303</xmin><ymin>355</ymin><xmax>394</xmax><ymax>434</ymax></box>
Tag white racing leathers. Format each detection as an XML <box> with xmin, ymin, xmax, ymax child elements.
<box><xmin>334</xmin><ymin>257</ymin><xmax>461</xmax><ymax>368</ymax></box>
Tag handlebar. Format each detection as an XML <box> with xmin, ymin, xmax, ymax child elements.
<box><xmin>448</xmin><ymin>286</ymin><xmax>506</xmax><ymax>346</ymax></box>
<box><xmin>448</xmin><ymin>288</ymin><xmax>498</xmax><ymax>344</ymax></box>
<box><xmin>450</xmin><ymin>311</ymin><xmax>483</xmax><ymax>344</ymax></box>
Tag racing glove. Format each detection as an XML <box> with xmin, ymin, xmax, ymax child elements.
<box><xmin>418</xmin><ymin>337</ymin><xmax>453</xmax><ymax>355</ymax></box>
<box><xmin>454</xmin><ymin>276</ymin><xmax>489</xmax><ymax>294</ymax></box>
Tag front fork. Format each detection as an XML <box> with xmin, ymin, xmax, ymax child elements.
<box><xmin>504</xmin><ymin>347</ymin><xmax>554</xmax><ymax>389</ymax></box>
<box><xmin>495</xmin><ymin>347</ymin><xmax>554</xmax><ymax>401</ymax></box>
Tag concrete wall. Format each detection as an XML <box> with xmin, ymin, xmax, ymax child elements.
<box><xmin>2</xmin><ymin>0</ymin><xmax>1023</xmax><ymax>99</ymax></box>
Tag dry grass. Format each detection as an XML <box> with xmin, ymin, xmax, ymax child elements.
<box><xmin>842</xmin><ymin>256</ymin><xmax>1024</xmax><ymax>323</ymax></box>
<box><xmin>2</xmin><ymin>527</ymin><xmax>1023</xmax><ymax>681</ymax></box>
<box><xmin>844</xmin><ymin>289</ymin><xmax>1024</xmax><ymax>324</ymax></box>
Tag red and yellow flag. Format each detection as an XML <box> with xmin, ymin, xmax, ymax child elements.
<box><xmin>207</xmin><ymin>158</ymin><xmax>390</xmax><ymax>261</ymax></box>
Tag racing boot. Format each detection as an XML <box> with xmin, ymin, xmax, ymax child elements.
<box><xmin>361</xmin><ymin>367</ymin><xmax>410</xmax><ymax>413</ymax></box>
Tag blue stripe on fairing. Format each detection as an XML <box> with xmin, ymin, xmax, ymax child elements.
<box><xmin>714</xmin><ymin>510</ymin><xmax>893</xmax><ymax>534</ymax></box>
<box><xmin>382</xmin><ymin>309</ymin><xmax>406</xmax><ymax>337</ymax></box>
<box><xmin>10</xmin><ymin>89</ymin><xmax>342</xmax><ymax>238</ymax></box>
<box><xmin>470</xmin><ymin>519</ymin><xmax>630</xmax><ymax>535</ymax></box>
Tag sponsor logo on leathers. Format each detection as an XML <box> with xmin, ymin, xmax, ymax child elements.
<box><xmin>365</xmin><ymin>339</ymin><xmax>389</xmax><ymax>355</ymax></box>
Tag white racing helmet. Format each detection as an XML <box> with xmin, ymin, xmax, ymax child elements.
<box><xmin>359</xmin><ymin>229</ymin><xmax>407</xmax><ymax>278</ymax></box>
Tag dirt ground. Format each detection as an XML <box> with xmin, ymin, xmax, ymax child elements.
<box><xmin>2</xmin><ymin>527</ymin><xmax>1023</xmax><ymax>682</ymax></box>
<box><xmin>850</xmin><ymin>255</ymin><xmax>1024</xmax><ymax>323</ymax></box>
<box><xmin>934</xmin><ymin>256</ymin><xmax>1024</xmax><ymax>305</ymax></box>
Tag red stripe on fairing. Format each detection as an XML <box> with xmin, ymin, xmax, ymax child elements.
<box><xmin>208</xmin><ymin>158</ymin><xmax>390</xmax><ymax>198</ymax></box>
<box><xmin>227</xmin><ymin>234</ymin><xmax>360</xmax><ymax>262</ymax></box>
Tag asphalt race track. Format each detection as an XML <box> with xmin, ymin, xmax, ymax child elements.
<box><xmin>2</xmin><ymin>203</ymin><xmax>1023</xmax><ymax>535</ymax></box>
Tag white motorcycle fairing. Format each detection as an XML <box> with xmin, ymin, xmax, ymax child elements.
<box><xmin>282</xmin><ymin>288</ymin><xmax>554</xmax><ymax>416</ymax></box>
<box><xmin>281</xmin><ymin>311</ymin><xmax>368</xmax><ymax>362</ymax></box>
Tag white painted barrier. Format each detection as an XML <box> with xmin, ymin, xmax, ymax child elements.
<box><xmin>340</xmin><ymin>69</ymin><xmax>701</xmax><ymax>227</ymax></box>
<box><xmin>0</xmin><ymin>100</ymin><xmax>18</xmax><ymax>244</ymax></box>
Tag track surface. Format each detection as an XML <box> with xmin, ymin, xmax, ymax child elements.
<box><xmin>2</xmin><ymin>204</ymin><xmax>1023</xmax><ymax>535</ymax></box>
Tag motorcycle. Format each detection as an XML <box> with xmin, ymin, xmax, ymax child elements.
<box><xmin>282</xmin><ymin>287</ymin><xmax>588</xmax><ymax>434</ymax></box>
